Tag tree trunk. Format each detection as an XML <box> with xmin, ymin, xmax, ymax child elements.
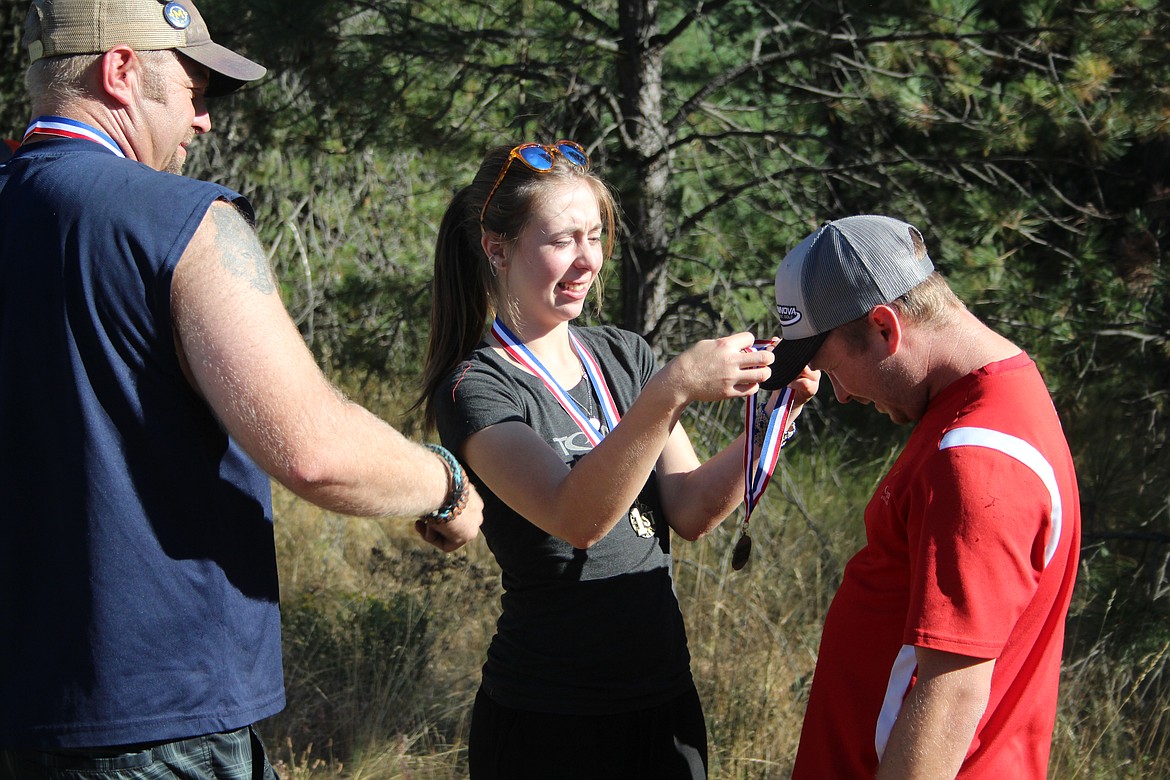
<box><xmin>616</xmin><ymin>0</ymin><xmax>671</xmax><ymax>339</ymax></box>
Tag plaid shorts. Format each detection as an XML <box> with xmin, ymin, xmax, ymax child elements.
<box><xmin>0</xmin><ymin>725</ymin><xmax>278</xmax><ymax>780</ymax></box>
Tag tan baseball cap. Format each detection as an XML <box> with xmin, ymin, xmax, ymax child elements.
<box><xmin>24</xmin><ymin>0</ymin><xmax>267</xmax><ymax>96</ymax></box>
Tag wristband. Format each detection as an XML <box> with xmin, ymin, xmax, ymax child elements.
<box><xmin>421</xmin><ymin>444</ymin><xmax>468</xmax><ymax>525</ymax></box>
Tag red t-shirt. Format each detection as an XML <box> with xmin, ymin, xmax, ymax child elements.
<box><xmin>793</xmin><ymin>353</ymin><xmax>1080</xmax><ymax>779</ymax></box>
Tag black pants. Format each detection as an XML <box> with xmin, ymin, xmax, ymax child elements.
<box><xmin>468</xmin><ymin>685</ymin><xmax>708</xmax><ymax>779</ymax></box>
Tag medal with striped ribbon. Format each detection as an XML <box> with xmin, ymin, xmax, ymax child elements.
<box><xmin>490</xmin><ymin>317</ymin><xmax>621</xmax><ymax>445</ymax></box>
<box><xmin>23</xmin><ymin>116</ymin><xmax>125</xmax><ymax>158</ymax></box>
<box><xmin>734</xmin><ymin>338</ymin><xmax>796</xmax><ymax>570</ymax></box>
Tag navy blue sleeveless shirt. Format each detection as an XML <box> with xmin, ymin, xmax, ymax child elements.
<box><xmin>0</xmin><ymin>139</ymin><xmax>284</xmax><ymax>748</ymax></box>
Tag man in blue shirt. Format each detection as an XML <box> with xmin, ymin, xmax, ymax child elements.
<box><xmin>0</xmin><ymin>1</ymin><xmax>481</xmax><ymax>777</ymax></box>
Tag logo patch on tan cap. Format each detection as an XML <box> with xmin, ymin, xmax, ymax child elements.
<box><xmin>164</xmin><ymin>2</ymin><xmax>192</xmax><ymax>30</ymax></box>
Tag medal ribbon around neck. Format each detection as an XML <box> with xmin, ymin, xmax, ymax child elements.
<box><xmin>491</xmin><ymin>317</ymin><xmax>621</xmax><ymax>446</ymax></box>
<box><xmin>23</xmin><ymin>116</ymin><xmax>125</xmax><ymax>158</ymax></box>
<box><xmin>734</xmin><ymin>337</ymin><xmax>796</xmax><ymax>570</ymax></box>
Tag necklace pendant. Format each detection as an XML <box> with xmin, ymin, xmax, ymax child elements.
<box><xmin>588</xmin><ymin>416</ymin><xmax>601</xmax><ymax>430</ymax></box>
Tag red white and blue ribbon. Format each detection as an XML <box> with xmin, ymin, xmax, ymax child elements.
<box><xmin>491</xmin><ymin>317</ymin><xmax>621</xmax><ymax>446</ymax></box>
<box><xmin>742</xmin><ymin>338</ymin><xmax>795</xmax><ymax>524</ymax></box>
<box><xmin>23</xmin><ymin>116</ymin><xmax>124</xmax><ymax>158</ymax></box>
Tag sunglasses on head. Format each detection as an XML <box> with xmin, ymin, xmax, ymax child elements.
<box><xmin>479</xmin><ymin>140</ymin><xmax>590</xmax><ymax>230</ymax></box>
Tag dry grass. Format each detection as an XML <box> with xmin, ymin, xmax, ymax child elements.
<box><xmin>262</xmin><ymin>439</ymin><xmax>1170</xmax><ymax>779</ymax></box>
<box><xmin>264</xmin><ymin>485</ymin><xmax>497</xmax><ymax>779</ymax></box>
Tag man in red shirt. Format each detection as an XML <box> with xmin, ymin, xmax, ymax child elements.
<box><xmin>765</xmin><ymin>215</ymin><xmax>1080</xmax><ymax>778</ymax></box>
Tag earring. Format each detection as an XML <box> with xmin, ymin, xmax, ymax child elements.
<box><xmin>488</xmin><ymin>258</ymin><xmax>499</xmax><ymax>277</ymax></box>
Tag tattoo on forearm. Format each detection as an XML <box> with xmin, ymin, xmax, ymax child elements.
<box><xmin>212</xmin><ymin>205</ymin><xmax>276</xmax><ymax>294</ymax></box>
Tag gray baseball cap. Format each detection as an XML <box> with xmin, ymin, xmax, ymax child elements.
<box><xmin>762</xmin><ymin>215</ymin><xmax>935</xmax><ymax>390</ymax></box>
<box><xmin>24</xmin><ymin>0</ymin><xmax>266</xmax><ymax>97</ymax></box>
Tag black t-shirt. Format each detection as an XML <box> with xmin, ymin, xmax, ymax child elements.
<box><xmin>436</xmin><ymin>325</ymin><xmax>693</xmax><ymax>714</ymax></box>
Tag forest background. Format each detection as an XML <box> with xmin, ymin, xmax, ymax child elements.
<box><xmin>2</xmin><ymin>0</ymin><xmax>1168</xmax><ymax>777</ymax></box>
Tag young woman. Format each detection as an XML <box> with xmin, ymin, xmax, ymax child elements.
<box><xmin>417</xmin><ymin>141</ymin><xmax>817</xmax><ymax>779</ymax></box>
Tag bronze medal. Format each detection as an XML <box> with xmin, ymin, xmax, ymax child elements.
<box><xmin>731</xmin><ymin>533</ymin><xmax>752</xmax><ymax>570</ymax></box>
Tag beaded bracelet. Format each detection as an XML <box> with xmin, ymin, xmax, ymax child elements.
<box><xmin>781</xmin><ymin>422</ymin><xmax>798</xmax><ymax>447</ymax></box>
<box><xmin>422</xmin><ymin>444</ymin><xmax>469</xmax><ymax>525</ymax></box>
